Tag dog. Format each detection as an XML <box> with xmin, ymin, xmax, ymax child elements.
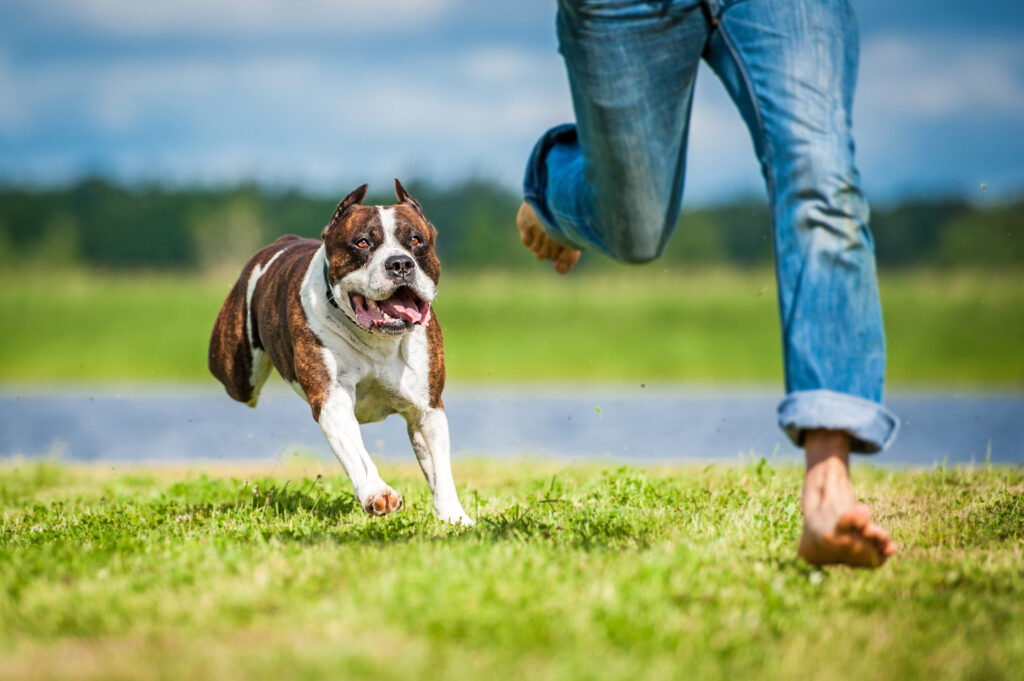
<box><xmin>208</xmin><ymin>180</ymin><xmax>473</xmax><ymax>525</ymax></box>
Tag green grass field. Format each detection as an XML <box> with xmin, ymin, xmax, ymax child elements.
<box><xmin>0</xmin><ymin>267</ymin><xmax>1021</xmax><ymax>385</ymax></box>
<box><xmin>1</xmin><ymin>460</ymin><xmax>1021</xmax><ymax>681</ymax></box>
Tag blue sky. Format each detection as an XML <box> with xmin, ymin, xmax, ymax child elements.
<box><xmin>1</xmin><ymin>0</ymin><xmax>1023</xmax><ymax>203</ymax></box>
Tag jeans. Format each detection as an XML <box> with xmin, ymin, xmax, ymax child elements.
<box><xmin>524</xmin><ymin>0</ymin><xmax>898</xmax><ymax>453</ymax></box>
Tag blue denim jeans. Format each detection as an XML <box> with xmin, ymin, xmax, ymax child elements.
<box><xmin>524</xmin><ymin>0</ymin><xmax>898</xmax><ymax>453</ymax></box>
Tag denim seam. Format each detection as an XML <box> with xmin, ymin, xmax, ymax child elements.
<box><xmin>714</xmin><ymin>19</ymin><xmax>801</xmax><ymax>385</ymax></box>
<box><xmin>714</xmin><ymin>21</ymin><xmax>775</xmax><ymax>196</ymax></box>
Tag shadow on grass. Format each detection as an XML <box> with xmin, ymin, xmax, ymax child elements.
<box><xmin>152</xmin><ymin>465</ymin><xmax>795</xmax><ymax>551</ymax></box>
<box><xmin>243</xmin><ymin>477</ymin><xmax>362</xmax><ymax>518</ymax></box>
<box><xmin>158</xmin><ymin>473</ymin><xmax>669</xmax><ymax>549</ymax></box>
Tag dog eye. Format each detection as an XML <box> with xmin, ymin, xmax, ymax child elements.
<box><xmin>355</xmin><ymin>238</ymin><xmax>369</xmax><ymax>249</ymax></box>
<box><xmin>410</xmin><ymin>235</ymin><xmax>422</xmax><ymax>246</ymax></box>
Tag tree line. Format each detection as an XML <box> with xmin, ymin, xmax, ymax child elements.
<box><xmin>0</xmin><ymin>177</ymin><xmax>1020</xmax><ymax>271</ymax></box>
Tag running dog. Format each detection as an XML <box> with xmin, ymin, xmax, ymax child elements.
<box><xmin>208</xmin><ymin>180</ymin><xmax>472</xmax><ymax>524</ymax></box>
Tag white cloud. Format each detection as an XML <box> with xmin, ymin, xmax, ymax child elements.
<box><xmin>459</xmin><ymin>47</ymin><xmax>551</xmax><ymax>83</ymax></box>
<box><xmin>0</xmin><ymin>44</ymin><xmax>577</xmax><ymax>189</ymax></box>
<box><xmin>852</xmin><ymin>33</ymin><xmax>1024</xmax><ymax>190</ymax></box>
<box><xmin>0</xmin><ymin>53</ymin><xmax>29</xmax><ymax>133</ymax></box>
<box><xmin>859</xmin><ymin>34</ymin><xmax>1024</xmax><ymax>117</ymax></box>
<box><xmin>0</xmin><ymin>40</ymin><xmax>781</xmax><ymax>198</ymax></box>
<box><xmin>17</xmin><ymin>46</ymin><xmax>572</xmax><ymax>138</ymax></box>
<box><xmin>14</xmin><ymin>0</ymin><xmax>455</xmax><ymax>37</ymax></box>
<box><xmin>5</xmin><ymin>25</ymin><xmax>1023</xmax><ymax>200</ymax></box>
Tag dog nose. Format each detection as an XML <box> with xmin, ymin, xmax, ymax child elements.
<box><xmin>385</xmin><ymin>254</ymin><xmax>415</xmax><ymax>278</ymax></box>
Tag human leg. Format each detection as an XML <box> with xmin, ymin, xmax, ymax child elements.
<box><xmin>522</xmin><ymin>0</ymin><xmax>710</xmax><ymax>266</ymax></box>
<box><xmin>704</xmin><ymin>0</ymin><xmax>898</xmax><ymax>565</ymax></box>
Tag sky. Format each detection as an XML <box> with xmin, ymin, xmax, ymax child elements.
<box><xmin>1</xmin><ymin>0</ymin><xmax>1023</xmax><ymax>204</ymax></box>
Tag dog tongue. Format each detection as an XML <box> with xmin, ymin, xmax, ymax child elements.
<box><xmin>349</xmin><ymin>290</ymin><xmax>430</xmax><ymax>329</ymax></box>
<box><xmin>350</xmin><ymin>295</ymin><xmax>381</xmax><ymax>329</ymax></box>
<box><xmin>379</xmin><ymin>289</ymin><xmax>425</xmax><ymax>324</ymax></box>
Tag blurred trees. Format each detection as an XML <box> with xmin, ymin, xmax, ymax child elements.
<box><xmin>0</xmin><ymin>177</ymin><xmax>1020</xmax><ymax>271</ymax></box>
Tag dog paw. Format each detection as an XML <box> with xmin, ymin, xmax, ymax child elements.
<box><xmin>362</xmin><ymin>488</ymin><xmax>403</xmax><ymax>516</ymax></box>
<box><xmin>437</xmin><ymin>507</ymin><xmax>474</xmax><ymax>526</ymax></box>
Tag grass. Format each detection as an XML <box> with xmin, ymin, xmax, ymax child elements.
<box><xmin>1</xmin><ymin>460</ymin><xmax>1022</xmax><ymax>681</ymax></box>
<box><xmin>0</xmin><ymin>267</ymin><xmax>1021</xmax><ymax>385</ymax></box>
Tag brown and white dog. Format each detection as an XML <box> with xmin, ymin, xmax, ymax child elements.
<box><xmin>208</xmin><ymin>180</ymin><xmax>473</xmax><ymax>524</ymax></box>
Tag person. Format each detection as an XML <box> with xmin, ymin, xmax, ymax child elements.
<box><xmin>517</xmin><ymin>0</ymin><xmax>899</xmax><ymax>567</ymax></box>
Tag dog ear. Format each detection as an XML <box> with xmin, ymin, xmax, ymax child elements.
<box><xmin>323</xmin><ymin>183</ymin><xmax>368</xmax><ymax>238</ymax></box>
<box><xmin>394</xmin><ymin>178</ymin><xmax>425</xmax><ymax>215</ymax></box>
<box><xmin>394</xmin><ymin>179</ymin><xmax>436</xmax><ymax>237</ymax></box>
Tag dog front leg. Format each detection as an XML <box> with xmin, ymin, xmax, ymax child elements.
<box><xmin>318</xmin><ymin>390</ymin><xmax>402</xmax><ymax>516</ymax></box>
<box><xmin>406</xmin><ymin>408</ymin><xmax>473</xmax><ymax>525</ymax></box>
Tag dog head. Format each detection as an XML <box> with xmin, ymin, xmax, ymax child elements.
<box><xmin>322</xmin><ymin>180</ymin><xmax>441</xmax><ymax>337</ymax></box>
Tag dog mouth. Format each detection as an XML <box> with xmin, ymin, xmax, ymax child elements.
<box><xmin>348</xmin><ymin>286</ymin><xmax>431</xmax><ymax>334</ymax></box>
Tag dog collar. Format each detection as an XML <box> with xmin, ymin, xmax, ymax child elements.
<box><xmin>321</xmin><ymin>256</ymin><xmax>368</xmax><ymax>334</ymax></box>
<box><xmin>323</xmin><ymin>257</ymin><xmax>340</xmax><ymax>309</ymax></box>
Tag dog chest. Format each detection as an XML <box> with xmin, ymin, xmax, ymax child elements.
<box><xmin>352</xmin><ymin>376</ymin><xmax>407</xmax><ymax>424</ymax></box>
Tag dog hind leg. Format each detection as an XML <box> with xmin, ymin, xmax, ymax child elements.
<box><xmin>245</xmin><ymin>349</ymin><xmax>273</xmax><ymax>407</ymax></box>
<box><xmin>208</xmin><ymin>277</ymin><xmax>260</xmax><ymax>404</ymax></box>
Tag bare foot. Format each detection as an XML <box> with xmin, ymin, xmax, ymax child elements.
<box><xmin>798</xmin><ymin>429</ymin><xmax>898</xmax><ymax>568</ymax></box>
<box><xmin>517</xmin><ymin>201</ymin><xmax>580</xmax><ymax>274</ymax></box>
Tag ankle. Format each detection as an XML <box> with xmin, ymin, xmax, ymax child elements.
<box><xmin>804</xmin><ymin>428</ymin><xmax>852</xmax><ymax>469</ymax></box>
<box><xmin>802</xmin><ymin>429</ymin><xmax>857</xmax><ymax>519</ymax></box>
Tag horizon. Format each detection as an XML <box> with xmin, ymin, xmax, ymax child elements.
<box><xmin>2</xmin><ymin>173</ymin><xmax>1020</xmax><ymax>210</ymax></box>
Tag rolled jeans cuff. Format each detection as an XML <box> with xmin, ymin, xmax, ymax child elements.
<box><xmin>522</xmin><ymin>123</ymin><xmax>588</xmax><ymax>250</ymax></box>
<box><xmin>777</xmin><ymin>389</ymin><xmax>899</xmax><ymax>454</ymax></box>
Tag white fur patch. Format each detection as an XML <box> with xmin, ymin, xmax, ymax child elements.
<box><xmin>245</xmin><ymin>250</ymin><xmax>283</xmax><ymax>348</ymax></box>
<box><xmin>364</xmin><ymin>206</ymin><xmax>406</xmax><ymax>289</ymax></box>
<box><xmin>378</xmin><ymin>206</ymin><xmax>398</xmax><ymax>246</ymax></box>
<box><xmin>243</xmin><ymin>250</ymin><xmax>283</xmax><ymax>404</ymax></box>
